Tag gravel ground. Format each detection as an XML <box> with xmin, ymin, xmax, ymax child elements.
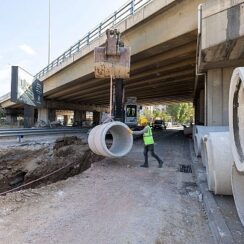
<box><xmin>0</xmin><ymin>129</ymin><xmax>214</xmax><ymax>244</ymax></box>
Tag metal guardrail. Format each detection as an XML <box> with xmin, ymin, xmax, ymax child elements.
<box><xmin>35</xmin><ymin>0</ymin><xmax>152</xmax><ymax>79</ymax></box>
<box><xmin>0</xmin><ymin>128</ymin><xmax>86</xmax><ymax>137</ymax></box>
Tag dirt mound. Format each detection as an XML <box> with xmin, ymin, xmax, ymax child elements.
<box><xmin>0</xmin><ymin>136</ymin><xmax>103</xmax><ymax>193</ymax></box>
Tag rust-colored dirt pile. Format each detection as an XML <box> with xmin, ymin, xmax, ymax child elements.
<box><xmin>0</xmin><ymin>136</ymin><xmax>103</xmax><ymax>193</ymax></box>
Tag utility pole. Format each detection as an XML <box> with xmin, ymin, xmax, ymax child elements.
<box><xmin>48</xmin><ymin>0</ymin><xmax>51</xmax><ymax>65</ymax></box>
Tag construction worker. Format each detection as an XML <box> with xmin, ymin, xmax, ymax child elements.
<box><xmin>129</xmin><ymin>121</ymin><xmax>163</xmax><ymax>168</ymax></box>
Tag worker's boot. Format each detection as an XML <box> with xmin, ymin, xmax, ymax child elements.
<box><xmin>140</xmin><ymin>163</ymin><xmax>149</xmax><ymax>168</ymax></box>
<box><xmin>158</xmin><ymin>160</ymin><xmax>164</xmax><ymax>168</ymax></box>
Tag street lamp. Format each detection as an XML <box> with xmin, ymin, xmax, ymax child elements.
<box><xmin>48</xmin><ymin>0</ymin><xmax>51</xmax><ymax>65</ymax></box>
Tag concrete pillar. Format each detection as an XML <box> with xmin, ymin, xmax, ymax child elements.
<box><xmin>74</xmin><ymin>110</ymin><xmax>82</xmax><ymax>123</ymax></box>
<box><xmin>81</xmin><ymin>111</ymin><xmax>86</xmax><ymax>121</ymax></box>
<box><xmin>5</xmin><ymin>109</ymin><xmax>18</xmax><ymax>125</ymax></box>
<box><xmin>63</xmin><ymin>115</ymin><xmax>68</xmax><ymax>126</ymax></box>
<box><xmin>49</xmin><ymin>109</ymin><xmax>56</xmax><ymax>122</ymax></box>
<box><xmin>206</xmin><ymin>68</ymin><xmax>233</xmax><ymax>126</ymax></box>
<box><xmin>24</xmin><ymin>105</ymin><xmax>35</xmax><ymax>128</ymax></box>
<box><xmin>93</xmin><ymin>111</ymin><xmax>100</xmax><ymax>126</ymax></box>
<box><xmin>6</xmin><ymin>114</ymin><xmax>17</xmax><ymax>125</ymax></box>
<box><xmin>38</xmin><ymin>108</ymin><xmax>48</xmax><ymax>122</ymax></box>
<box><xmin>38</xmin><ymin>108</ymin><xmax>56</xmax><ymax>123</ymax></box>
<box><xmin>73</xmin><ymin>110</ymin><xmax>86</xmax><ymax>126</ymax></box>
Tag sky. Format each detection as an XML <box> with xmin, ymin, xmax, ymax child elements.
<box><xmin>0</xmin><ymin>0</ymin><xmax>128</xmax><ymax>97</ymax></box>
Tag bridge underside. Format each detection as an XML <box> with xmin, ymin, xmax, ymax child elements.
<box><xmin>40</xmin><ymin>31</ymin><xmax>197</xmax><ymax>106</ymax></box>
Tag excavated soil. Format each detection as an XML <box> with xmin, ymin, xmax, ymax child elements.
<box><xmin>0</xmin><ymin>129</ymin><xmax>215</xmax><ymax>244</ymax></box>
<box><xmin>0</xmin><ymin>136</ymin><xmax>103</xmax><ymax>193</ymax></box>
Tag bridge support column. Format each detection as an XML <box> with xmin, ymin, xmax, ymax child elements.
<box><xmin>205</xmin><ymin>68</ymin><xmax>233</xmax><ymax>126</ymax></box>
<box><xmin>5</xmin><ymin>109</ymin><xmax>18</xmax><ymax>126</ymax></box>
<box><xmin>74</xmin><ymin>110</ymin><xmax>86</xmax><ymax>126</ymax></box>
<box><xmin>38</xmin><ymin>108</ymin><xmax>56</xmax><ymax>123</ymax></box>
<box><xmin>81</xmin><ymin>111</ymin><xmax>86</xmax><ymax>121</ymax></box>
<box><xmin>24</xmin><ymin>105</ymin><xmax>35</xmax><ymax>128</ymax></box>
<box><xmin>93</xmin><ymin>111</ymin><xmax>100</xmax><ymax>126</ymax></box>
<box><xmin>63</xmin><ymin>115</ymin><xmax>68</xmax><ymax>126</ymax></box>
<box><xmin>113</xmin><ymin>79</ymin><xmax>124</xmax><ymax>122</ymax></box>
<box><xmin>74</xmin><ymin>110</ymin><xmax>86</xmax><ymax>122</ymax></box>
<box><xmin>74</xmin><ymin>110</ymin><xmax>82</xmax><ymax>123</ymax></box>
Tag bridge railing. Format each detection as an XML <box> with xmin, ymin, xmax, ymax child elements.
<box><xmin>36</xmin><ymin>0</ymin><xmax>152</xmax><ymax>79</ymax></box>
<box><xmin>0</xmin><ymin>92</ymin><xmax>10</xmax><ymax>103</ymax></box>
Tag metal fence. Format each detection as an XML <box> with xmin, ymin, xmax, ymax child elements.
<box><xmin>0</xmin><ymin>128</ymin><xmax>85</xmax><ymax>138</ymax></box>
<box><xmin>35</xmin><ymin>0</ymin><xmax>152</xmax><ymax>79</ymax></box>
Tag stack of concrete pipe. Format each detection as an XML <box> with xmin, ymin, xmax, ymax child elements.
<box><xmin>88</xmin><ymin>121</ymin><xmax>133</xmax><ymax>158</ymax></box>
<box><xmin>203</xmin><ymin>132</ymin><xmax>233</xmax><ymax>195</ymax></box>
<box><xmin>193</xmin><ymin>125</ymin><xmax>228</xmax><ymax>157</ymax></box>
<box><xmin>200</xmin><ymin>135</ymin><xmax>208</xmax><ymax>167</ymax></box>
<box><xmin>229</xmin><ymin>67</ymin><xmax>244</xmax><ymax>225</ymax></box>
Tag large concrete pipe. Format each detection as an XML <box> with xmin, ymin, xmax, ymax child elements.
<box><xmin>193</xmin><ymin>126</ymin><xmax>228</xmax><ymax>156</ymax></box>
<box><xmin>205</xmin><ymin>132</ymin><xmax>233</xmax><ymax>195</ymax></box>
<box><xmin>232</xmin><ymin>164</ymin><xmax>244</xmax><ymax>226</ymax></box>
<box><xmin>229</xmin><ymin>67</ymin><xmax>244</xmax><ymax>172</ymax></box>
<box><xmin>200</xmin><ymin>135</ymin><xmax>208</xmax><ymax>167</ymax></box>
<box><xmin>88</xmin><ymin>121</ymin><xmax>133</xmax><ymax>158</ymax></box>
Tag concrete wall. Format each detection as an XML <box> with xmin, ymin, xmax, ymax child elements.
<box><xmin>205</xmin><ymin>67</ymin><xmax>234</xmax><ymax>126</ymax></box>
<box><xmin>200</xmin><ymin>1</ymin><xmax>244</xmax><ymax>70</ymax></box>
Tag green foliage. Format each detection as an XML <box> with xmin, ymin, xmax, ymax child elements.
<box><xmin>142</xmin><ymin>108</ymin><xmax>153</xmax><ymax>121</ymax></box>
<box><xmin>142</xmin><ymin>103</ymin><xmax>194</xmax><ymax>124</ymax></box>
<box><xmin>166</xmin><ymin>103</ymin><xmax>194</xmax><ymax>124</ymax></box>
<box><xmin>0</xmin><ymin>107</ymin><xmax>5</xmax><ymax>118</ymax></box>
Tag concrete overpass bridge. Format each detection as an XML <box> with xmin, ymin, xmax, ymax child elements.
<box><xmin>0</xmin><ymin>0</ymin><xmax>244</xmax><ymax>126</ymax></box>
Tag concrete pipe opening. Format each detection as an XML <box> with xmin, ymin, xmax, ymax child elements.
<box><xmin>229</xmin><ymin>67</ymin><xmax>244</xmax><ymax>172</ymax></box>
<box><xmin>232</xmin><ymin>164</ymin><xmax>244</xmax><ymax>226</ymax></box>
<box><xmin>88</xmin><ymin>121</ymin><xmax>133</xmax><ymax>158</ymax></box>
<box><xmin>194</xmin><ymin>126</ymin><xmax>228</xmax><ymax>157</ymax></box>
<box><xmin>205</xmin><ymin>132</ymin><xmax>233</xmax><ymax>195</ymax></box>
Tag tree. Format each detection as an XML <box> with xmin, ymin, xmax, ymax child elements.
<box><xmin>166</xmin><ymin>103</ymin><xmax>194</xmax><ymax>124</ymax></box>
<box><xmin>0</xmin><ymin>107</ymin><xmax>5</xmax><ymax>118</ymax></box>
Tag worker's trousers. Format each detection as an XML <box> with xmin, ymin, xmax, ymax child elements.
<box><xmin>143</xmin><ymin>144</ymin><xmax>162</xmax><ymax>165</ymax></box>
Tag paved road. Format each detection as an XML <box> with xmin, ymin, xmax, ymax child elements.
<box><xmin>0</xmin><ymin>129</ymin><xmax>214</xmax><ymax>244</ymax></box>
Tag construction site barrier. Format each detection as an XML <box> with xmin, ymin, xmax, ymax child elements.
<box><xmin>193</xmin><ymin>126</ymin><xmax>228</xmax><ymax>157</ymax></box>
<box><xmin>204</xmin><ymin>132</ymin><xmax>233</xmax><ymax>195</ymax></box>
<box><xmin>229</xmin><ymin>67</ymin><xmax>244</xmax><ymax>172</ymax></box>
<box><xmin>88</xmin><ymin>121</ymin><xmax>133</xmax><ymax>158</ymax></box>
<box><xmin>232</xmin><ymin>164</ymin><xmax>244</xmax><ymax>226</ymax></box>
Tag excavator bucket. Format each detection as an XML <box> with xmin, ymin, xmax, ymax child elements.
<box><xmin>94</xmin><ymin>29</ymin><xmax>131</xmax><ymax>79</ymax></box>
<box><xmin>94</xmin><ymin>47</ymin><xmax>130</xmax><ymax>79</ymax></box>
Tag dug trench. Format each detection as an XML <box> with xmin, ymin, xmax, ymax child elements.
<box><xmin>0</xmin><ymin>136</ymin><xmax>103</xmax><ymax>194</ymax></box>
